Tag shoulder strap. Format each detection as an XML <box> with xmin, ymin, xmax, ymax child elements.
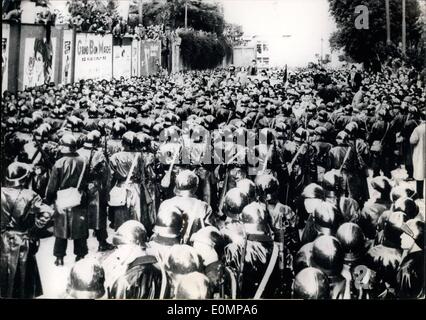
<box><xmin>381</xmin><ymin>123</ymin><xmax>390</xmax><ymax>143</ymax></box>
<box><xmin>124</xmin><ymin>153</ymin><xmax>140</xmax><ymax>186</ymax></box>
<box><xmin>339</xmin><ymin>146</ymin><xmax>352</xmax><ymax>171</ymax></box>
<box><xmin>76</xmin><ymin>160</ymin><xmax>86</xmax><ymax>190</ymax></box>
<box><xmin>253</xmin><ymin>242</ymin><xmax>279</xmax><ymax>299</ymax></box>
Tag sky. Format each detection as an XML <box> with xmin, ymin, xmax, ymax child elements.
<box><xmin>220</xmin><ymin>0</ymin><xmax>340</xmax><ymax>67</ymax></box>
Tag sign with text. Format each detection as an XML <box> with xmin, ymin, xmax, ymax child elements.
<box><xmin>2</xmin><ymin>24</ymin><xmax>10</xmax><ymax>93</ymax></box>
<box><xmin>131</xmin><ymin>39</ymin><xmax>139</xmax><ymax>77</ymax></box>
<box><xmin>113</xmin><ymin>45</ymin><xmax>131</xmax><ymax>79</ymax></box>
<box><xmin>61</xmin><ymin>29</ymin><xmax>73</xmax><ymax>84</ymax></box>
<box><xmin>74</xmin><ymin>33</ymin><xmax>112</xmax><ymax>81</ymax></box>
<box><xmin>140</xmin><ymin>40</ymin><xmax>161</xmax><ymax>76</ymax></box>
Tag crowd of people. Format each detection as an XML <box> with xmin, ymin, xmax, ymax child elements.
<box><xmin>1</xmin><ymin>62</ymin><xmax>425</xmax><ymax>299</ymax></box>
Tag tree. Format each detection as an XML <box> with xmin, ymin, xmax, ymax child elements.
<box><xmin>142</xmin><ymin>0</ymin><xmax>226</xmax><ymax>34</ymax></box>
<box><xmin>328</xmin><ymin>0</ymin><xmax>422</xmax><ymax>70</ymax></box>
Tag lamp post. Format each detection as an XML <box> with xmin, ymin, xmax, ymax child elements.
<box><xmin>402</xmin><ymin>0</ymin><xmax>406</xmax><ymax>55</ymax></box>
<box><xmin>185</xmin><ymin>1</ymin><xmax>188</xmax><ymax>29</ymax></box>
<box><xmin>138</xmin><ymin>0</ymin><xmax>143</xmax><ymax>25</ymax></box>
<box><xmin>385</xmin><ymin>0</ymin><xmax>391</xmax><ymax>45</ymax></box>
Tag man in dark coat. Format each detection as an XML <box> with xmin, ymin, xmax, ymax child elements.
<box><xmin>1</xmin><ymin>162</ymin><xmax>53</xmax><ymax>298</ymax></box>
<box><xmin>77</xmin><ymin>130</ymin><xmax>114</xmax><ymax>252</ymax></box>
<box><xmin>45</xmin><ymin>133</ymin><xmax>89</xmax><ymax>266</ymax></box>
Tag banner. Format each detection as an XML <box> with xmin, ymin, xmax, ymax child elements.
<box><xmin>131</xmin><ymin>39</ymin><xmax>139</xmax><ymax>77</ymax></box>
<box><xmin>61</xmin><ymin>29</ymin><xmax>73</xmax><ymax>84</ymax></box>
<box><xmin>140</xmin><ymin>41</ymin><xmax>161</xmax><ymax>76</ymax></box>
<box><xmin>2</xmin><ymin>24</ymin><xmax>10</xmax><ymax>93</ymax></box>
<box><xmin>74</xmin><ymin>33</ymin><xmax>112</xmax><ymax>81</ymax></box>
<box><xmin>22</xmin><ymin>37</ymin><xmax>57</xmax><ymax>89</ymax></box>
<box><xmin>113</xmin><ymin>45</ymin><xmax>131</xmax><ymax>79</ymax></box>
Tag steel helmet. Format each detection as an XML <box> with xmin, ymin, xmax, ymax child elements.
<box><xmin>293</xmin><ymin>242</ymin><xmax>314</xmax><ymax>274</ymax></box>
<box><xmin>222</xmin><ymin>188</ymin><xmax>249</xmax><ymax>218</ymax></box>
<box><xmin>313</xmin><ymin>202</ymin><xmax>341</xmax><ymax>236</ymax></box>
<box><xmin>66</xmin><ymin>258</ymin><xmax>105</xmax><ymax>299</ymax></box>
<box><xmin>293</xmin><ymin>267</ymin><xmax>330</xmax><ymax>299</ymax></box>
<box><xmin>336</xmin><ymin>223</ymin><xmax>366</xmax><ymax>263</ymax></box>
<box><xmin>175</xmin><ymin>170</ymin><xmax>199</xmax><ymax>193</ymax></box>
<box><xmin>254</xmin><ymin>174</ymin><xmax>279</xmax><ymax>202</ymax></box>
<box><xmin>165</xmin><ymin>244</ymin><xmax>201</xmax><ymax>275</ymax></box>
<box><xmin>112</xmin><ymin>220</ymin><xmax>147</xmax><ymax>247</ymax></box>
<box><xmin>312</xmin><ymin>235</ymin><xmax>344</xmax><ymax>277</ymax></box>
<box><xmin>154</xmin><ymin>203</ymin><xmax>183</xmax><ymax>238</ymax></box>
<box><xmin>236</xmin><ymin>178</ymin><xmax>257</xmax><ymax>203</ymax></box>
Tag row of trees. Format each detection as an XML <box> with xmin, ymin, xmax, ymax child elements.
<box><xmin>328</xmin><ymin>0</ymin><xmax>424</xmax><ymax>71</ymax></box>
<box><xmin>138</xmin><ymin>0</ymin><xmax>234</xmax><ymax>70</ymax></box>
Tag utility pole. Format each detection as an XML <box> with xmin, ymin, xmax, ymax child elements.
<box><xmin>185</xmin><ymin>1</ymin><xmax>188</xmax><ymax>29</ymax></box>
<box><xmin>402</xmin><ymin>0</ymin><xmax>406</xmax><ymax>55</ymax></box>
<box><xmin>138</xmin><ymin>0</ymin><xmax>143</xmax><ymax>25</ymax></box>
<box><xmin>320</xmin><ymin>37</ymin><xmax>324</xmax><ymax>65</ymax></box>
<box><xmin>385</xmin><ymin>0</ymin><xmax>391</xmax><ymax>45</ymax></box>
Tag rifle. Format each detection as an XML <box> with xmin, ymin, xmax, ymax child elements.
<box><xmin>217</xmin><ymin>147</ymin><xmax>247</xmax><ymax>217</ymax></box>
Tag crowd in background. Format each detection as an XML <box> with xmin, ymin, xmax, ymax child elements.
<box><xmin>1</xmin><ymin>62</ymin><xmax>425</xmax><ymax>299</ymax></box>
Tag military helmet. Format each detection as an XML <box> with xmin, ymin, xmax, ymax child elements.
<box><xmin>111</xmin><ymin>122</ymin><xmax>127</xmax><ymax>138</ymax></box>
<box><xmin>154</xmin><ymin>203</ymin><xmax>183</xmax><ymax>238</ymax></box>
<box><xmin>241</xmin><ymin>203</ymin><xmax>269</xmax><ymax>235</ymax></box>
<box><xmin>336</xmin><ymin>223</ymin><xmax>366</xmax><ymax>263</ymax></box>
<box><xmin>322</xmin><ymin>169</ymin><xmax>344</xmax><ymax>194</ymax></box>
<box><xmin>112</xmin><ymin>220</ymin><xmax>147</xmax><ymax>247</ymax></box>
<box><xmin>121</xmin><ymin>131</ymin><xmax>136</xmax><ymax>149</ymax></box>
<box><xmin>312</xmin><ymin>235</ymin><xmax>344</xmax><ymax>276</ymax></box>
<box><xmin>390</xmin><ymin>185</ymin><xmax>416</xmax><ymax>202</ymax></box>
<box><xmin>6</xmin><ymin>117</ymin><xmax>18</xmax><ymax>131</ymax></box>
<box><xmin>5</xmin><ymin>162</ymin><xmax>31</xmax><ymax>187</ymax></box>
<box><xmin>175</xmin><ymin>272</ymin><xmax>211</xmax><ymax>299</ymax></box>
<box><xmin>236</xmin><ymin>178</ymin><xmax>257</xmax><ymax>203</ymax></box>
<box><xmin>66</xmin><ymin>258</ymin><xmax>105</xmax><ymax>299</ymax></box>
<box><xmin>370</xmin><ymin>176</ymin><xmax>392</xmax><ymax>195</ymax></box>
<box><xmin>85</xmin><ymin>130</ymin><xmax>101</xmax><ymax>147</ymax></box>
<box><xmin>294</xmin><ymin>127</ymin><xmax>308</xmax><ymax>143</ymax></box>
<box><xmin>175</xmin><ymin>170</ymin><xmax>199</xmax><ymax>194</ymax></box>
<box><xmin>302</xmin><ymin>183</ymin><xmax>325</xmax><ymax>200</ymax></box>
<box><xmin>135</xmin><ymin>132</ymin><xmax>152</xmax><ymax>150</ymax></box>
<box><xmin>394</xmin><ymin>197</ymin><xmax>419</xmax><ymax>220</ymax></box>
<box><xmin>21</xmin><ymin>117</ymin><xmax>34</xmax><ymax>132</ymax></box>
<box><xmin>293</xmin><ymin>267</ymin><xmax>330</xmax><ymax>299</ymax></box>
<box><xmin>314</xmin><ymin>126</ymin><xmax>328</xmax><ymax>138</ymax></box>
<box><xmin>293</xmin><ymin>242</ymin><xmax>314</xmax><ymax>274</ymax></box>
<box><xmin>222</xmin><ymin>188</ymin><xmax>249</xmax><ymax>218</ymax></box>
<box><xmin>59</xmin><ymin>133</ymin><xmax>77</xmax><ymax>152</ymax></box>
<box><xmin>255</xmin><ymin>174</ymin><xmax>279</xmax><ymax>202</ymax></box>
<box><xmin>190</xmin><ymin>226</ymin><xmax>225</xmax><ymax>257</ymax></box>
<box><xmin>313</xmin><ymin>202</ymin><xmax>340</xmax><ymax>236</ymax></box>
<box><xmin>32</xmin><ymin>111</ymin><xmax>44</xmax><ymax>126</ymax></box>
<box><xmin>165</xmin><ymin>244</ymin><xmax>201</xmax><ymax>275</ymax></box>
<box><xmin>335</xmin><ymin>131</ymin><xmax>349</xmax><ymax>144</ymax></box>
<box><xmin>88</xmin><ymin>105</ymin><xmax>98</xmax><ymax>118</ymax></box>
